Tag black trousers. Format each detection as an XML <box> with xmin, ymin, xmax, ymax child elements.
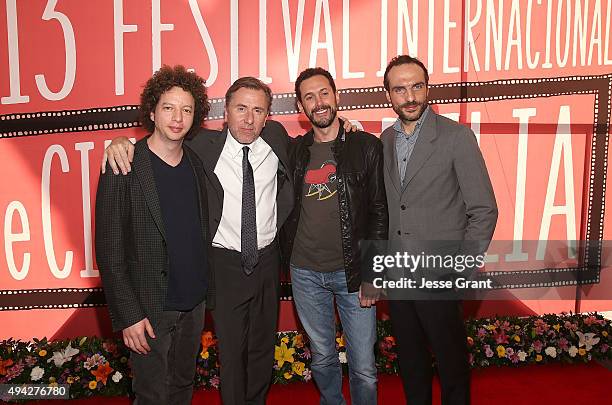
<box><xmin>211</xmin><ymin>243</ymin><xmax>280</xmax><ymax>405</ymax></box>
<box><xmin>388</xmin><ymin>300</ymin><xmax>470</xmax><ymax>405</ymax></box>
<box><xmin>130</xmin><ymin>300</ymin><xmax>206</xmax><ymax>405</ymax></box>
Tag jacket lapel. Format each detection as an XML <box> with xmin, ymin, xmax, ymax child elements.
<box><xmin>401</xmin><ymin>111</ymin><xmax>438</xmax><ymax>193</ymax></box>
<box><xmin>382</xmin><ymin>131</ymin><xmax>401</xmax><ymax>195</ymax></box>
<box><xmin>197</xmin><ymin>129</ymin><xmax>226</xmax><ymax>207</ymax></box>
<box><xmin>133</xmin><ymin>139</ymin><xmax>166</xmax><ymax>241</ymax></box>
<box><xmin>184</xmin><ymin>145</ymin><xmax>210</xmax><ymax>241</ymax></box>
<box><xmin>261</xmin><ymin>122</ymin><xmax>290</xmax><ymax>174</ymax></box>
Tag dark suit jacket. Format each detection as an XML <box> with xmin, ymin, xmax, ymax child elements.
<box><xmin>95</xmin><ymin>138</ymin><xmax>212</xmax><ymax>332</ymax></box>
<box><xmin>381</xmin><ymin>110</ymin><xmax>498</xmax><ymax>249</ymax></box>
<box><xmin>185</xmin><ymin>120</ymin><xmax>294</xmax><ymax>307</ymax></box>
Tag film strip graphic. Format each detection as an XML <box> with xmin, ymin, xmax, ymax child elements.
<box><xmin>1</xmin><ymin>74</ymin><xmax>610</xmax><ymax>310</ymax></box>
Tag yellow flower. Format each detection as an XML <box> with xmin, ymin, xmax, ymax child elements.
<box><xmin>281</xmin><ymin>336</ymin><xmax>289</xmax><ymax>345</ymax></box>
<box><xmin>486</xmin><ymin>324</ymin><xmax>496</xmax><ymax>331</ymax></box>
<box><xmin>88</xmin><ymin>380</ymin><xmax>97</xmax><ymax>389</ymax></box>
<box><xmin>535</xmin><ymin>354</ymin><xmax>542</xmax><ymax>362</ymax></box>
<box><xmin>200</xmin><ymin>350</ymin><xmax>209</xmax><ymax>359</ymax></box>
<box><xmin>120</xmin><ymin>357</ymin><xmax>128</xmax><ymax>363</ymax></box>
<box><xmin>514</xmin><ymin>335</ymin><xmax>521</xmax><ymax>342</ymax></box>
<box><xmin>603</xmin><ymin>331</ymin><xmax>608</xmax><ymax>337</ymax></box>
<box><xmin>292</xmin><ymin>361</ymin><xmax>305</xmax><ymax>376</ymax></box>
<box><xmin>49</xmin><ymin>382</ymin><xmax>58</xmax><ymax>388</ymax></box>
<box><xmin>578</xmin><ymin>348</ymin><xmax>586</xmax><ymax>356</ymax></box>
<box><xmin>292</xmin><ymin>334</ymin><xmax>304</xmax><ymax>349</ymax></box>
<box><xmin>39</xmin><ymin>350</ymin><xmax>47</xmax><ymax>357</ymax></box>
<box><xmin>496</xmin><ymin>345</ymin><xmax>506</xmax><ymax>358</ymax></box>
<box><xmin>67</xmin><ymin>377</ymin><xmax>74</xmax><ymax>384</ymax></box>
<box><xmin>283</xmin><ymin>372</ymin><xmax>293</xmax><ymax>380</ymax></box>
<box><xmin>466</xmin><ymin>337</ymin><xmax>474</xmax><ymax>346</ymax></box>
<box><xmin>48</xmin><ymin>377</ymin><xmax>56</xmax><ymax>383</ymax></box>
<box><xmin>336</xmin><ymin>335</ymin><xmax>346</xmax><ymax>348</ymax></box>
<box><xmin>553</xmin><ymin>324</ymin><xmax>561</xmax><ymax>332</ymax></box>
<box><xmin>274</xmin><ymin>343</ymin><xmax>295</xmax><ymax>367</ymax></box>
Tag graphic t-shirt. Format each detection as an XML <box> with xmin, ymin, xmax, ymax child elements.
<box><xmin>290</xmin><ymin>140</ymin><xmax>344</xmax><ymax>272</ymax></box>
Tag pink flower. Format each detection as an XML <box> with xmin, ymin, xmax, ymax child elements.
<box><xmin>508</xmin><ymin>353</ymin><xmax>520</xmax><ymax>364</ymax></box>
<box><xmin>468</xmin><ymin>353</ymin><xmax>474</xmax><ymax>366</ymax></box>
<box><xmin>600</xmin><ymin>344</ymin><xmax>609</xmax><ymax>353</ymax></box>
<box><xmin>5</xmin><ymin>361</ymin><xmax>24</xmax><ymax>381</ymax></box>
<box><xmin>303</xmin><ymin>369</ymin><xmax>312</xmax><ymax>382</ymax></box>
<box><xmin>533</xmin><ymin>319</ymin><xmax>550</xmax><ymax>335</ymax></box>
<box><xmin>495</xmin><ymin>320</ymin><xmax>512</xmax><ymax>332</ymax></box>
<box><xmin>558</xmin><ymin>337</ymin><xmax>569</xmax><ymax>351</ymax></box>
<box><xmin>210</xmin><ymin>376</ymin><xmax>220</xmax><ymax>389</ymax></box>
<box><xmin>564</xmin><ymin>321</ymin><xmax>578</xmax><ymax>331</ymax></box>
<box><xmin>505</xmin><ymin>347</ymin><xmax>514</xmax><ymax>357</ymax></box>
<box><xmin>494</xmin><ymin>331</ymin><xmax>509</xmax><ymax>344</ymax></box>
<box><xmin>484</xmin><ymin>345</ymin><xmax>494</xmax><ymax>358</ymax></box>
<box><xmin>533</xmin><ymin>340</ymin><xmax>543</xmax><ymax>353</ymax></box>
<box><xmin>477</xmin><ymin>328</ymin><xmax>487</xmax><ymax>338</ymax></box>
<box><xmin>584</xmin><ymin>316</ymin><xmax>604</xmax><ymax>326</ymax></box>
<box><xmin>83</xmin><ymin>354</ymin><xmax>106</xmax><ymax>370</ymax></box>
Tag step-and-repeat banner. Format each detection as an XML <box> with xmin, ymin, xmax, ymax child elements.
<box><xmin>1</xmin><ymin>0</ymin><xmax>611</xmax><ymax>339</ymax></box>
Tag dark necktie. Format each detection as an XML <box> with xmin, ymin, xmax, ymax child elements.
<box><xmin>241</xmin><ymin>146</ymin><xmax>258</xmax><ymax>275</ymax></box>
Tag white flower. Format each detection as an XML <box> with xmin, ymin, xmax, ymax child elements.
<box><xmin>48</xmin><ymin>343</ymin><xmax>79</xmax><ymax>367</ymax></box>
<box><xmin>544</xmin><ymin>347</ymin><xmax>557</xmax><ymax>358</ymax></box>
<box><xmin>576</xmin><ymin>332</ymin><xmax>600</xmax><ymax>351</ymax></box>
<box><xmin>112</xmin><ymin>371</ymin><xmax>123</xmax><ymax>383</ymax></box>
<box><xmin>517</xmin><ymin>350</ymin><xmax>527</xmax><ymax>362</ymax></box>
<box><xmin>338</xmin><ymin>352</ymin><xmax>347</xmax><ymax>364</ymax></box>
<box><xmin>30</xmin><ymin>366</ymin><xmax>44</xmax><ymax>381</ymax></box>
<box><xmin>568</xmin><ymin>346</ymin><xmax>578</xmax><ymax>357</ymax></box>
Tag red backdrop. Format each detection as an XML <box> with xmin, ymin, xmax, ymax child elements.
<box><xmin>1</xmin><ymin>0</ymin><xmax>611</xmax><ymax>340</ymax></box>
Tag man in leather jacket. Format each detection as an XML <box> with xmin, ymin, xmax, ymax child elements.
<box><xmin>281</xmin><ymin>67</ymin><xmax>388</xmax><ymax>405</ymax></box>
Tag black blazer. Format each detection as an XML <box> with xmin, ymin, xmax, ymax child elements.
<box><xmin>185</xmin><ymin>120</ymin><xmax>295</xmax><ymax>307</ymax></box>
<box><xmin>95</xmin><ymin>138</ymin><xmax>212</xmax><ymax>332</ymax></box>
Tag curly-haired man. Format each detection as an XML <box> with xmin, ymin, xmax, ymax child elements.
<box><xmin>95</xmin><ymin>65</ymin><xmax>212</xmax><ymax>405</ymax></box>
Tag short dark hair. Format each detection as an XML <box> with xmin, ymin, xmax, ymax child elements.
<box><xmin>225</xmin><ymin>77</ymin><xmax>273</xmax><ymax>112</ymax></box>
<box><xmin>383</xmin><ymin>55</ymin><xmax>429</xmax><ymax>91</ymax></box>
<box><xmin>294</xmin><ymin>67</ymin><xmax>337</xmax><ymax>102</ymax></box>
<box><xmin>139</xmin><ymin>65</ymin><xmax>209</xmax><ymax>138</ymax></box>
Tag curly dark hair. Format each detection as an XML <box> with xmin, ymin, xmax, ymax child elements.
<box><xmin>294</xmin><ymin>67</ymin><xmax>336</xmax><ymax>103</ymax></box>
<box><xmin>383</xmin><ymin>55</ymin><xmax>429</xmax><ymax>91</ymax></box>
<box><xmin>139</xmin><ymin>65</ymin><xmax>209</xmax><ymax>138</ymax></box>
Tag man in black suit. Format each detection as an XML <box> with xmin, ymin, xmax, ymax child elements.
<box><xmin>95</xmin><ymin>65</ymin><xmax>212</xmax><ymax>404</ymax></box>
<box><xmin>102</xmin><ymin>77</ymin><xmax>294</xmax><ymax>405</ymax></box>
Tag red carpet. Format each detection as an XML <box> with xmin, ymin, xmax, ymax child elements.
<box><xmin>29</xmin><ymin>362</ymin><xmax>610</xmax><ymax>404</ymax></box>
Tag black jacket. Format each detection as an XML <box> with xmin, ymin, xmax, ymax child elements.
<box><xmin>281</xmin><ymin>124</ymin><xmax>388</xmax><ymax>292</ymax></box>
<box><xmin>95</xmin><ymin>139</ymin><xmax>212</xmax><ymax>332</ymax></box>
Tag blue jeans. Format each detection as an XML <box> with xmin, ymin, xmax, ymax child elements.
<box><xmin>290</xmin><ymin>265</ymin><xmax>377</xmax><ymax>405</ymax></box>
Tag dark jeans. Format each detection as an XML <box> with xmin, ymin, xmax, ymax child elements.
<box><xmin>130</xmin><ymin>300</ymin><xmax>206</xmax><ymax>405</ymax></box>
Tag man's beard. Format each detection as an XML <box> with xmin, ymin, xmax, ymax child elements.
<box><xmin>306</xmin><ymin>104</ymin><xmax>338</xmax><ymax>128</ymax></box>
<box><xmin>393</xmin><ymin>101</ymin><xmax>427</xmax><ymax>124</ymax></box>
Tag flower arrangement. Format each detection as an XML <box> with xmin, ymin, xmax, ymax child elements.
<box><xmin>0</xmin><ymin>313</ymin><xmax>609</xmax><ymax>400</ymax></box>
<box><xmin>464</xmin><ymin>313</ymin><xmax>611</xmax><ymax>368</ymax></box>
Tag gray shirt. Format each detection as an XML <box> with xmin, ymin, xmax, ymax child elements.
<box><xmin>394</xmin><ymin>105</ymin><xmax>430</xmax><ymax>184</ymax></box>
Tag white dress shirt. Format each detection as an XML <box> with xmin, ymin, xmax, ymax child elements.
<box><xmin>212</xmin><ymin>131</ymin><xmax>278</xmax><ymax>251</ymax></box>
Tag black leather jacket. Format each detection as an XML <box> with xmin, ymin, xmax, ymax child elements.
<box><xmin>281</xmin><ymin>124</ymin><xmax>388</xmax><ymax>293</ymax></box>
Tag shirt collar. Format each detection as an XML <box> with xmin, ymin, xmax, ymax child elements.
<box><xmin>393</xmin><ymin>105</ymin><xmax>430</xmax><ymax>138</ymax></box>
<box><xmin>226</xmin><ymin>129</ymin><xmax>263</xmax><ymax>159</ymax></box>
